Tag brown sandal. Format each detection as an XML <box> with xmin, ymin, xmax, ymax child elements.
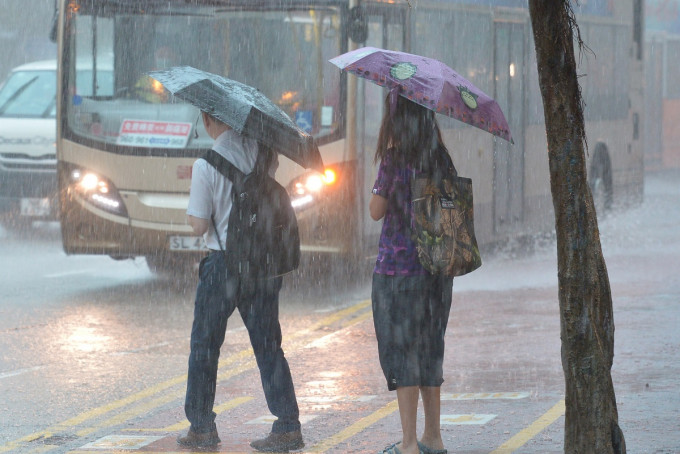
<box><xmin>417</xmin><ymin>441</ymin><xmax>447</xmax><ymax>454</ymax></box>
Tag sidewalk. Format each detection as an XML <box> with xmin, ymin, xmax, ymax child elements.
<box><xmin>7</xmin><ymin>170</ymin><xmax>679</xmax><ymax>453</ymax></box>
<box><xmin>450</xmin><ymin>169</ymin><xmax>680</xmax><ymax>453</ymax></box>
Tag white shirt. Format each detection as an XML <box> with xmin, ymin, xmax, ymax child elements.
<box><xmin>186</xmin><ymin>129</ymin><xmax>258</xmax><ymax>250</ymax></box>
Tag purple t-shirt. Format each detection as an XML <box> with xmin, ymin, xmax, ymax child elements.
<box><xmin>372</xmin><ymin>152</ymin><xmax>427</xmax><ymax>276</ymax></box>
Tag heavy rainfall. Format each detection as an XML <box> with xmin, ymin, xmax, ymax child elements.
<box><xmin>0</xmin><ymin>1</ymin><xmax>678</xmax><ymax>453</ymax></box>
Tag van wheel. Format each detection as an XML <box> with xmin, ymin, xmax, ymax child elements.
<box><xmin>0</xmin><ymin>213</ymin><xmax>34</xmax><ymax>232</ymax></box>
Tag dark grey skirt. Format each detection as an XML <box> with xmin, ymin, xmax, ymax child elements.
<box><xmin>371</xmin><ymin>272</ymin><xmax>453</xmax><ymax>390</ymax></box>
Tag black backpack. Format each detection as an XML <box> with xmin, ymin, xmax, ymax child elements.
<box><xmin>202</xmin><ymin>149</ymin><xmax>300</xmax><ymax>279</ymax></box>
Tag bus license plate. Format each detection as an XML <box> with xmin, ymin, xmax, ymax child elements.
<box><xmin>20</xmin><ymin>198</ymin><xmax>50</xmax><ymax>216</ymax></box>
<box><xmin>168</xmin><ymin>236</ymin><xmax>207</xmax><ymax>251</ymax></box>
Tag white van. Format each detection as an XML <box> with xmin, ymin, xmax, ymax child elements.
<box><xmin>0</xmin><ymin>60</ymin><xmax>57</xmax><ymax>221</ymax></box>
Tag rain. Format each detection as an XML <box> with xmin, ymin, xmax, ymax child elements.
<box><xmin>0</xmin><ymin>1</ymin><xmax>679</xmax><ymax>453</ymax></box>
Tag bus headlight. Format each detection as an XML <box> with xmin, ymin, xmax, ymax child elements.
<box><xmin>288</xmin><ymin>168</ymin><xmax>338</xmax><ymax>211</ymax></box>
<box><xmin>68</xmin><ymin>168</ymin><xmax>128</xmax><ymax>216</ymax></box>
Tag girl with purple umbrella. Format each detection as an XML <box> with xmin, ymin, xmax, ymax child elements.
<box><xmin>369</xmin><ymin>93</ymin><xmax>454</xmax><ymax>454</ymax></box>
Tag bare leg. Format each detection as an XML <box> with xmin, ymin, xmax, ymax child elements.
<box><xmin>396</xmin><ymin>386</ymin><xmax>420</xmax><ymax>454</ymax></box>
<box><xmin>419</xmin><ymin>386</ymin><xmax>445</xmax><ymax>450</ymax></box>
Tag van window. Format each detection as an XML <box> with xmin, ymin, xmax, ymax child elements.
<box><xmin>0</xmin><ymin>70</ymin><xmax>56</xmax><ymax>118</ymax></box>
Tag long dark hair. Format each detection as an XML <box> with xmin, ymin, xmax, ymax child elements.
<box><xmin>374</xmin><ymin>93</ymin><xmax>447</xmax><ymax>167</ymax></box>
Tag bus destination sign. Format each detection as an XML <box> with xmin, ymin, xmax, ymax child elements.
<box><xmin>117</xmin><ymin>119</ymin><xmax>192</xmax><ymax>148</ymax></box>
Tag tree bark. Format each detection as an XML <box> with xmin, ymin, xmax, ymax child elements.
<box><xmin>527</xmin><ymin>2</ymin><xmax>626</xmax><ymax>453</ymax></box>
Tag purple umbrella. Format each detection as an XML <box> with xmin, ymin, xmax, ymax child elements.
<box><xmin>329</xmin><ymin>47</ymin><xmax>513</xmax><ymax>143</ymax></box>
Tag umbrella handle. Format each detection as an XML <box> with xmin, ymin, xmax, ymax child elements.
<box><xmin>388</xmin><ymin>86</ymin><xmax>399</xmax><ymax>117</ymax></box>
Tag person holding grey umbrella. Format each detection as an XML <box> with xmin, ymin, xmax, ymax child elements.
<box><xmin>177</xmin><ymin>110</ymin><xmax>304</xmax><ymax>451</ymax></box>
<box><xmin>148</xmin><ymin>67</ymin><xmax>320</xmax><ymax>452</ymax></box>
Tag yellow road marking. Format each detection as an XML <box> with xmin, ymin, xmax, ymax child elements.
<box><xmin>24</xmin><ymin>445</ymin><xmax>56</xmax><ymax>454</ymax></box>
<box><xmin>490</xmin><ymin>399</ymin><xmax>565</xmax><ymax>454</ymax></box>
<box><xmin>0</xmin><ymin>375</ymin><xmax>190</xmax><ymax>453</ymax></box>
<box><xmin>76</xmin><ymin>392</ymin><xmax>181</xmax><ymax>437</ymax></box>
<box><xmin>73</xmin><ymin>318</ymin><xmax>366</xmax><ymax>440</ymax></box>
<box><xmin>442</xmin><ymin>392</ymin><xmax>529</xmax><ymax>400</ymax></box>
<box><xmin>161</xmin><ymin>396</ymin><xmax>254</xmax><ymax>432</ymax></box>
<box><xmin>0</xmin><ymin>300</ymin><xmax>372</xmax><ymax>452</ymax></box>
<box><xmin>307</xmin><ymin>400</ymin><xmax>399</xmax><ymax>452</ymax></box>
<box><xmin>344</xmin><ymin>309</ymin><xmax>372</xmax><ymax>326</ymax></box>
<box><xmin>67</xmin><ymin>452</ymin><xmax>230</xmax><ymax>454</ymax></box>
<box><xmin>294</xmin><ymin>299</ymin><xmax>371</xmax><ymax>338</ymax></box>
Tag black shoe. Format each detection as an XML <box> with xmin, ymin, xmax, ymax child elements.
<box><xmin>176</xmin><ymin>428</ymin><xmax>221</xmax><ymax>448</ymax></box>
<box><xmin>250</xmin><ymin>430</ymin><xmax>304</xmax><ymax>452</ymax></box>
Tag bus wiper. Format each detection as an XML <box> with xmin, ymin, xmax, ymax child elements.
<box><xmin>0</xmin><ymin>76</ymin><xmax>39</xmax><ymax>115</ymax></box>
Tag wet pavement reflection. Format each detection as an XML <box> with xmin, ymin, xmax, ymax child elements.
<box><xmin>0</xmin><ymin>171</ymin><xmax>679</xmax><ymax>453</ymax></box>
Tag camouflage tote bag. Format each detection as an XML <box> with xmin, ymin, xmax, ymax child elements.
<box><xmin>410</xmin><ymin>151</ymin><xmax>482</xmax><ymax>276</ymax></box>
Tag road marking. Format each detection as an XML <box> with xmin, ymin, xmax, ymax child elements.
<box><xmin>345</xmin><ymin>395</ymin><xmax>377</xmax><ymax>402</ymax></box>
<box><xmin>44</xmin><ymin>270</ymin><xmax>90</xmax><ymax>278</ymax></box>
<box><xmin>305</xmin><ymin>310</ymin><xmax>373</xmax><ymax>349</ymax></box>
<box><xmin>441</xmin><ymin>414</ymin><xmax>496</xmax><ymax>425</ymax></box>
<box><xmin>298</xmin><ymin>395</ymin><xmax>376</xmax><ymax>404</ymax></box>
<box><xmin>78</xmin><ymin>360</ymin><xmax>261</xmax><ymax>437</ymax></box>
<box><xmin>0</xmin><ymin>299</ymin><xmax>372</xmax><ymax>453</ymax></box>
<box><xmin>490</xmin><ymin>399</ymin><xmax>565</xmax><ymax>454</ymax></box>
<box><xmin>112</xmin><ymin>342</ymin><xmax>172</xmax><ymax>355</ymax></box>
<box><xmin>246</xmin><ymin>414</ymin><xmax>319</xmax><ymax>425</ymax></box>
<box><xmin>442</xmin><ymin>392</ymin><xmax>530</xmax><ymax>400</ymax></box>
<box><xmin>159</xmin><ymin>396</ymin><xmax>254</xmax><ymax>432</ymax></box>
<box><xmin>80</xmin><ymin>434</ymin><xmax>163</xmax><ymax>450</ymax></box>
<box><xmin>298</xmin><ymin>395</ymin><xmax>341</xmax><ymax>403</ymax></box>
<box><xmin>76</xmin><ymin>392</ymin><xmax>180</xmax><ymax>437</ymax></box>
<box><xmin>307</xmin><ymin>400</ymin><xmax>399</xmax><ymax>453</ymax></box>
<box><xmin>68</xmin><ymin>452</ymin><xmax>223</xmax><ymax>454</ymax></box>
<box><xmin>0</xmin><ymin>365</ymin><xmax>46</xmax><ymax>380</ymax></box>
<box><xmin>24</xmin><ymin>445</ymin><xmax>55</xmax><ymax>453</ymax></box>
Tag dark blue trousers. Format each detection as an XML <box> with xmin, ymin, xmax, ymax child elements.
<box><xmin>184</xmin><ymin>252</ymin><xmax>300</xmax><ymax>434</ymax></box>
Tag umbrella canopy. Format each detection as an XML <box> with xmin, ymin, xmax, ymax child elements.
<box><xmin>148</xmin><ymin>66</ymin><xmax>324</xmax><ymax>172</ymax></box>
<box><xmin>329</xmin><ymin>47</ymin><xmax>513</xmax><ymax>143</ymax></box>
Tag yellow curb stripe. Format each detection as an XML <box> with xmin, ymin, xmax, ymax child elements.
<box><xmin>490</xmin><ymin>399</ymin><xmax>565</xmax><ymax>454</ymax></box>
<box><xmin>308</xmin><ymin>400</ymin><xmax>399</xmax><ymax>453</ymax></box>
<box><xmin>0</xmin><ymin>300</ymin><xmax>372</xmax><ymax>452</ymax></box>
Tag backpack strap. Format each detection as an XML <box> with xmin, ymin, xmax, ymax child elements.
<box><xmin>202</xmin><ymin>149</ymin><xmax>246</xmax><ymax>190</ymax></box>
<box><xmin>202</xmin><ymin>149</ymin><xmax>247</xmax><ymax>256</ymax></box>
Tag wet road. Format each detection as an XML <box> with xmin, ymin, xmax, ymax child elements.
<box><xmin>0</xmin><ymin>170</ymin><xmax>678</xmax><ymax>453</ymax></box>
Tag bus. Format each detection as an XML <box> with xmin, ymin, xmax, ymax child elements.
<box><xmin>644</xmin><ymin>0</ymin><xmax>680</xmax><ymax>170</ymax></box>
<box><xmin>53</xmin><ymin>0</ymin><xmax>644</xmax><ymax>275</ymax></box>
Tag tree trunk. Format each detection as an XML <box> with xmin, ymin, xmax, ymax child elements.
<box><xmin>527</xmin><ymin>2</ymin><xmax>626</xmax><ymax>453</ymax></box>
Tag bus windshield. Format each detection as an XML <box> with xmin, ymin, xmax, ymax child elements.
<box><xmin>64</xmin><ymin>5</ymin><xmax>342</xmax><ymax>152</ymax></box>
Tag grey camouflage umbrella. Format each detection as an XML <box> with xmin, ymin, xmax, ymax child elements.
<box><xmin>148</xmin><ymin>66</ymin><xmax>324</xmax><ymax>172</ymax></box>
